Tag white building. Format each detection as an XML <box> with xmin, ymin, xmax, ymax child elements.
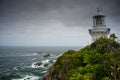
<box><xmin>88</xmin><ymin>8</ymin><xmax>110</xmax><ymax>41</ymax></box>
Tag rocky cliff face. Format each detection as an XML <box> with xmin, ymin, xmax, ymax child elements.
<box><xmin>43</xmin><ymin>37</ymin><xmax>120</xmax><ymax>80</ymax></box>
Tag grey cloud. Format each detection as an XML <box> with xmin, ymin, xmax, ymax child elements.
<box><xmin>0</xmin><ymin>0</ymin><xmax>120</xmax><ymax>46</ymax></box>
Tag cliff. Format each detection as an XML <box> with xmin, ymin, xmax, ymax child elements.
<box><xmin>43</xmin><ymin>35</ymin><xmax>120</xmax><ymax>80</ymax></box>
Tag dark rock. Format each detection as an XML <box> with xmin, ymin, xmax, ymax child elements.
<box><xmin>44</xmin><ymin>63</ymin><xmax>49</xmax><ymax>67</ymax></box>
<box><xmin>43</xmin><ymin>54</ymin><xmax>51</xmax><ymax>58</ymax></box>
<box><xmin>34</xmin><ymin>62</ymin><xmax>42</xmax><ymax>66</ymax></box>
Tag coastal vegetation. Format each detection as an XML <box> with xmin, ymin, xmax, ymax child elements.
<box><xmin>43</xmin><ymin>33</ymin><xmax>120</xmax><ymax>80</ymax></box>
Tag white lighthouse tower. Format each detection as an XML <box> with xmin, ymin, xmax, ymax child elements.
<box><xmin>88</xmin><ymin>8</ymin><xmax>110</xmax><ymax>41</ymax></box>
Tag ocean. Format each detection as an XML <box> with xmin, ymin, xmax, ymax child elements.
<box><xmin>0</xmin><ymin>46</ymin><xmax>82</xmax><ymax>80</ymax></box>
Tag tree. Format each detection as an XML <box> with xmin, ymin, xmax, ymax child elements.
<box><xmin>44</xmin><ymin>35</ymin><xmax>120</xmax><ymax>80</ymax></box>
<box><xmin>109</xmin><ymin>33</ymin><xmax>118</xmax><ymax>41</ymax></box>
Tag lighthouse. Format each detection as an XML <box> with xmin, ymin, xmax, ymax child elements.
<box><xmin>88</xmin><ymin>8</ymin><xmax>110</xmax><ymax>41</ymax></box>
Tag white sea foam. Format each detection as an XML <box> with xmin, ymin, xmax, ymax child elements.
<box><xmin>20</xmin><ymin>53</ymin><xmax>39</xmax><ymax>57</ymax></box>
<box><xmin>31</xmin><ymin>59</ymin><xmax>51</xmax><ymax>69</ymax></box>
<box><xmin>42</xmin><ymin>59</ymin><xmax>50</xmax><ymax>64</ymax></box>
<box><xmin>57</xmin><ymin>54</ymin><xmax>63</xmax><ymax>57</ymax></box>
<box><xmin>13</xmin><ymin>66</ymin><xmax>18</xmax><ymax>71</ymax></box>
<box><xmin>20</xmin><ymin>63</ymin><xmax>25</xmax><ymax>65</ymax></box>
<box><xmin>49</xmin><ymin>58</ymin><xmax>56</xmax><ymax>63</ymax></box>
<box><xmin>12</xmin><ymin>75</ymin><xmax>39</xmax><ymax>80</ymax></box>
<box><xmin>31</xmin><ymin>58</ymin><xmax>36</xmax><ymax>61</ymax></box>
<box><xmin>41</xmin><ymin>70</ymin><xmax>47</xmax><ymax>73</ymax></box>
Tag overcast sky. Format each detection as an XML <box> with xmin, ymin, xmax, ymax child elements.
<box><xmin>0</xmin><ymin>0</ymin><xmax>120</xmax><ymax>46</ymax></box>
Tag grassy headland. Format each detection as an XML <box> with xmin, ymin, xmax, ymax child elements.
<box><xmin>43</xmin><ymin>34</ymin><xmax>120</xmax><ymax>80</ymax></box>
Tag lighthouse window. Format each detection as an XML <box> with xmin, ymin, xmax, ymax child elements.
<box><xmin>96</xmin><ymin>17</ymin><xmax>102</xmax><ymax>26</ymax></box>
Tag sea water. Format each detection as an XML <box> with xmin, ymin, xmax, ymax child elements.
<box><xmin>0</xmin><ymin>46</ymin><xmax>82</xmax><ymax>80</ymax></box>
